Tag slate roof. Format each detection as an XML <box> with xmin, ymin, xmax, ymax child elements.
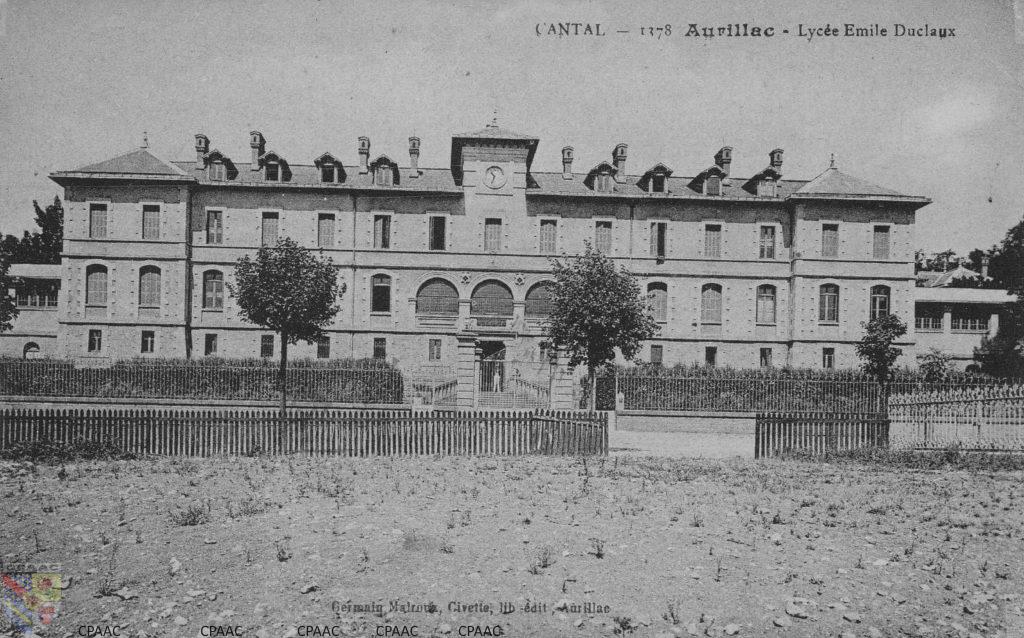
<box><xmin>916</xmin><ymin>265</ymin><xmax>988</xmax><ymax>288</ymax></box>
<box><xmin>529</xmin><ymin>172</ymin><xmax>808</xmax><ymax>200</ymax></box>
<box><xmin>171</xmin><ymin>161</ymin><xmax>461</xmax><ymax>192</ymax></box>
<box><xmin>793</xmin><ymin>166</ymin><xmax>925</xmax><ymax>202</ymax></box>
<box><xmin>71</xmin><ymin>148</ymin><xmax>187</xmax><ymax>176</ymax></box>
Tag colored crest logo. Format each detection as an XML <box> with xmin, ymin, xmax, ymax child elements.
<box><xmin>1</xmin><ymin>572</ymin><xmax>62</xmax><ymax>636</ymax></box>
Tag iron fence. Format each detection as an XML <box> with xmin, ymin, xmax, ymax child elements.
<box><xmin>889</xmin><ymin>384</ymin><xmax>1024</xmax><ymax>451</ymax></box>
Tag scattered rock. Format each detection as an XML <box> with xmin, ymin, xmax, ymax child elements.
<box><xmin>785</xmin><ymin>600</ymin><xmax>810</xmax><ymax>619</ymax></box>
<box><xmin>773</xmin><ymin>617</ymin><xmax>793</xmax><ymax>627</ymax></box>
<box><xmin>169</xmin><ymin>557</ymin><xmax>181</xmax><ymax>576</ymax></box>
<box><xmin>724</xmin><ymin>623</ymin><xmax>740</xmax><ymax>635</ymax></box>
<box><xmin>173</xmin><ymin>615</ymin><xmax>187</xmax><ymax>626</ymax></box>
<box><xmin>867</xmin><ymin>628</ymin><xmax>884</xmax><ymax>638</ymax></box>
<box><xmin>299</xmin><ymin>583</ymin><xmax>318</xmax><ymax>594</ymax></box>
<box><xmin>843</xmin><ymin>612</ymin><xmax>862</xmax><ymax>623</ymax></box>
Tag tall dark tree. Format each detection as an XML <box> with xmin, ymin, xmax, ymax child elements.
<box><xmin>547</xmin><ymin>243</ymin><xmax>660</xmax><ymax>410</ymax></box>
<box><xmin>974</xmin><ymin>216</ymin><xmax>1024</xmax><ymax>377</ymax></box>
<box><xmin>228</xmin><ymin>238</ymin><xmax>344</xmax><ymax>414</ymax></box>
<box><xmin>0</xmin><ymin>197</ymin><xmax>64</xmax><ymax>264</ymax></box>
<box><xmin>856</xmin><ymin>314</ymin><xmax>908</xmax><ymax>403</ymax></box>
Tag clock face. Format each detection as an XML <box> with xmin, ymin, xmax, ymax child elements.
<box><xmin>483</xmin><ymin>165</ymin><xmax>506</xmax><ymax>189</ymax></box>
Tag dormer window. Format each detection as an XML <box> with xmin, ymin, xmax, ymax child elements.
<box><xmin>321</xmin><ymin>164</ymin><xmax>336</xmax><ymax>183</ymax></box>
<box><xmin>595</xmin><ymin>174</ymin><xmax>613</xmax><ymax>192</ymax></box>
<box><xmin>651</xmin><ymin>175</ymin><xmax>666</xmax><ymax>193</ymax></box>
<box><xmin>209</xmin><ymin>161</ymin><xmax>226</xmax><ymax>181</ymax></box>
<box><xmin>757</xmin><ymin>178</ymin><xmax>776</xmax><ymax>197</ymax></box>
<box><xmin>706</xmin><ymin>175</ymin><xmax>721</xmax><ymax>196</ymax></box>
<box><xmin>265</xmin><ymin>162</ymin><xmax>280</xmax><ymax>182</ymax></box>
<box><xmin>376</xmin><ymin>166</ymin><xmax>393</xmax><ymax>186</ymax></box>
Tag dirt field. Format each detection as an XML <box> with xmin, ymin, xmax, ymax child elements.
<box><xmin>1</xmin><ymin>454</ymin><xmax>1022</xmax><ymax>638</ymax></box>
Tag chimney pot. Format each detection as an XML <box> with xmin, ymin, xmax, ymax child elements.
<box><xmin>714</xmin><ymin>146</ymin><xmax>732</xmax><ymax>176</ymax></box>
<box><xmin>981</xmin><ymin>255</ymin><xmax>990</xmax><ymax>279</ymax></box>
<box><xmin>770</xmin><ymin>148</ymin><xmax>784</xmax><ymax>169</ymax></box>
<box><xmin>408</xmin><ymin>137</ymin><xmax>420</xmax><ymax>177</ymax></box>
<box><xmin>194</xmin><ymin>134</ymin><xmax>209</xmax><ymax>165</ymax></box>
<box><xmin>358</xmin><ymin>136</ymin><xmax>370</xmax><ymax>174</ymax></box>
<box><xmin>612</xmin><ymin>143</ymin><xmax>628</xmax><ymax>182</ymax></box>
<box><xmin>561</xmin><ymin>146</ymin><xmax>574</xmax><ymax>180</ymax></box>
<box><xmin>250</xmin><ymin>131</ymin><xmax>265</xmax><ymax>170</ymax></box>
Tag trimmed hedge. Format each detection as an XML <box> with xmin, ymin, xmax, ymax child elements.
<box><xmin>0</xmin><ymin>357</ymin><xmax>404</xmax><ymax>404</ymax></box>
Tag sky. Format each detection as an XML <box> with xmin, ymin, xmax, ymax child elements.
<box><xmin>1</xmin><ymin>0</ymin><xmax>1022</xmax><ymax>254</ymax></box>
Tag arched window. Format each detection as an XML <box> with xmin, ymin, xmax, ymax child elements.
<box><xmin>471</xmin><ymin>280</ymin><xmax>513</xmax><ymax>317</ymax></box>
<box><xmin>819</xmin><ymin>284</ymin><xmax>839</xmax><ymax>323</ymax></box>
<box><xmin>525</xmin><ymin>282</ymin><xmax>555</xmax><ymax>318</ymax></box>
<box><xmin>138</xmin><ymin>266</ymin><xmax>161</xmax><ymax>308</ymax></box>
<box><xmin>371</xmin><ymin>274</ymin><xmax>392</xmax><ymax>312</ymax></box>
<box><xmin>700</xmin><ymin>284</ymin><xmax>722</xmax><ymax>324</ymax></box>
<box><xmin>870</xmin><ymin>285</ymin><xmax>891</xmax><ymax>320</ymax></box>
<box><xmin>85</xmin><ymin>265</ymin><xmax>108</xmax><ymax>306</ymax></box>
<box><xmin>202</xmin><ymin>270</ymin><xmax>224</xmax><ymax>310</ymax></box>
<box><xmin>647</xmin><ymin>282</ymin><xmax>668</xmax><ymax>322</ymax></box>
<box><xmin>415</xmin><ymin>278</ymin><xmax>459</xmax><ymax>315</ymax></box>
<box><xmin>22</xmin><ymin>342</ymin><xmax>40</xmax><ymax>360</ymax></box>
<box><xmin>756</xmin><ymin>284</ymin><xmax>777</xmax><ymax>324</ymax></box>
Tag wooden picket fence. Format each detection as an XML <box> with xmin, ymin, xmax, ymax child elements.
<box><xmin>0</xmin><ymin>408</ymin><xmax>608</xmax><ymax>457</ymax></box>
<box><xmin>754</xmin><ymin>412</ymin><xmax>889</xmax><ymax>458</ymax></box>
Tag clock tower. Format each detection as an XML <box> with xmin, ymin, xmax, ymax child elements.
<box><xmin>450</xmin><ymin>120</ymin><xmax>538</xmax><ymax>252</ymax></box>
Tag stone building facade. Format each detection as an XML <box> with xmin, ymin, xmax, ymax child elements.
<box><xmin>7</xmin><ymin>123</ymin><xmax>932</xmax><ymax>380</ymax></box>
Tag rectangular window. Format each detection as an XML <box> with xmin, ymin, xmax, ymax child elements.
<box><xmin>822</xmin><ymin>347</ymin><xmax>835</xmax><ymax>369</ymax></box>
<box><xmin>429</xmin><ymin>216</ymin><xmax>447</xmax><ymax>251</ymax></box>
<box><xmin>209</xmin><ymin>162</ymin><xmax>226</xmax><ymax>181</ymax></box>
<box><xmin>539</xmin><ymin>219</ymin><xmax>557</xmax><ymax>253</ymax></box>
<box><xmin>650</xmin><ymin>344</ymin><xmax>663</xmax><ymax>366</ymax></box>
<box><xmin>705</xmin><ymin>346</ymin><xmax>718</xmax><ymax>367</ymax></box>
<box><xmin>260</xmin><ymin>335</ymin><xmax>274</xmax><ymax>358</ymax></box>
<box><xmin>371</xmin><ymin>275</ymin><xmax>391</xmax><ymax>313</ymax></box>
<box><xmin>318</xmin><ymin>214</ymin><xmax>335</xmax><ymax>249</ymax></box>
<box><xmin>261</xmin><ymin>212</ymin><xmax>278</xmax><ymax>247</ymax></box>
<box><xmin>265</xmin><ymin>163</ymin><xmax>279</xmax><ymax>182</ymax></box>
<box><xmin>757</xmin><ymin>179</ymin><xmax>776</xmax><ymax>197</ymax></box>
<box><xmin>15</xmin><ymin>281</ymin><xmax>58</xmax><ymax>308</ymax></box>
<box><xmin>704</xmin><ymin>224</ymin><xmax>722</xmax><ymax>258</ymax></box>
<box><xmin>373</xmin><ymin>214</ymin><xmax>391</xmax><ymax>249</ymax></box>
<box><xmin>915</xmin><ymin>315</ymin><xmax>943</xmax><ymax>331</ymax></box>
<box><xmin>321</xmin><ymin>165</ymin><xmax>335</xmax><ymax>183</ymax></box>
<box><xmin>142</xmin><ymin>204</ymin><xmax>160</xmax><ymax>240</ymax></box>
<box><xmin>89</xmin><ymin>204</ymin><xmax>107</xmax><ymax>239</ymax></box>
<box><xmin>317</xmin><ymin>336</ymin><xmax>330</xmax><ymax>359</ymax></box>
<box><xmin>88</xmin><ymin>329</ymin><xmax>102</xmax><ymax>353</ymax></box>
<box><xmin>206</xmin><ymin>210</ymin><xmax>223</xmax><ymax>244</ymax></box>
<box><xmin>373</xmin><ymin>337</ymin><xmax>387</xmax><ymax>360</ymax></box>
<box><xmin>484</xmin><ymin>218</ymin><xmax>502</xmax><ymax>253</ymax></box>
<box><xmin>141</xmin><ymin>330</ymin><xmax>155</xmax><ymax>354</ymax></box>
<box><xmin>822</xmin><ymin>224</ymin><xmax>839</xmax><ymax>257</ymax></box>
<box><xmin>650</xmin><ymin>222</ymin><xmax>667</xmax><ymax>258</ymax></box>
<box><xmin>595</xmin><ymin>221</ymin><xmax>612</xmax><ymax>253</ymax></box>
<box><xmin>428</xmin><ymin>338</ymin><xmax>442</xmax><ymax>361</ymax></box>
<box><xmin>651</xmin><ymin>175</ymin><xmax>666</xmax><ymax>193</ymax></box>
<box><xmin>204</xmin><ymin>333</ymin><xmax>218</xmax><ymax>356</ymax></box>
<box><xmin>759</xmin><ymin>226</ymin><xmax>776</xmax><ymax>259</ymax></box>
<box><xmin>759</xmin><ymin>347</ymin><xmax>773</xmax><ymax>368</ymax></box>
<box><xmin>952</xmin><ymin>313</ymin><xmax>989</xmax><ymax>332</ymax></box>
<box><xmin>873</xmin><ymin>226</ymin><xmax>891</xmax><ymax>260</ymax></box>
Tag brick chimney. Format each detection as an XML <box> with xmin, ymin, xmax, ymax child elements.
<box><xmin>612</xmin><ymin>143</ymin><xmax>628</xmax><ymax>182</ymax></box>
<box><xmin>195</xmin><ymin>134</ymin><xmax>209</xmax><ymax>165</ymax></box>
<box><xmin>561</xmin><ymin>146</ymin><xmax>574</xmax><ymax>180</ymax></box>
<box><xmin>714</xmin><ymin>146</ymin><xmax>732</xmax><ymax>176</ymax></box>
<box><xmin>358</xmin><ymin>136</ymin><xmax>370</xmax><ymax>174</ymax></box>
<box><xmin>770</xmin><ymin>148</ymin><xmax>784</xmax><ymax>170</ymax></box>
<box><xmin>249</xmin><ymin>131</ymin><xmax>265</xmax><ymax>170</ymax></box>
<box><xmin>408</xmin><ymin>137</ymin><xmax>420</xmax><ymax>177</ymax></box>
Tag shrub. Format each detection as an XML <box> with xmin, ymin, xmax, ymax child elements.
<box><xmin>0</xmin><ymin>438</ymin><xmax>134</xmax><ymax>464</ymax></box>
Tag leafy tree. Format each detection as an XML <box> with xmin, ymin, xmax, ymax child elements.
<box><xmin>547</xmin><ymin>243</ymin><xmax>659</xmax><ymax>409</ymax></box>
<box><xmin>228</xmin><ymin>238</ymin><xmax>344</xmax><ymax>414</ymax></box>
<box><xmin>0</xmin><ymin>197</ymin><xmax>64</xmax><ymax>264</ymax></box>
<box><xmin>856</xmin><ymin>314</ymin><xmax>908</xmax><ymax>398</ymax></box>
<box><xmin>973</xmin><ymin>216</ymin><xmax>1024</xmax><ymax>377</ymax></box>
<box><xmin>0</xmin><ymin>251</ymin><xmax>19</xmax><ymax>333</ymax></box>
<box><xmin>918</xmin><ymin>348</ymin><xmax>954</xmax><ymax>383</ymax></box>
